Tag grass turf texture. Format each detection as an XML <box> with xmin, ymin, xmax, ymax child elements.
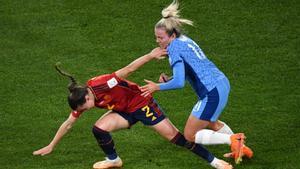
<box><xmin>1</xmin><ymin>0</ymin><xmax>299</xmax><ymax>168</ymax></box>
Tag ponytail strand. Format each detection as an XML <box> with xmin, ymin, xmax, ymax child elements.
<box><xmin>156</xmin><ymin>0</ymin><xmax>193</xmax><ymax>37</ymax></box>
<box><xmin>55</xmin><ymin>62</ymin><xmax>77</xmax><ymax>92</ymax></box>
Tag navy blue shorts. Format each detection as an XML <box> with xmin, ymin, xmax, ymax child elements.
<box><xmin>192</xmin><ymin>77</ymin><xmax>230</xmax><ymax>122</ymax></box>
<box><xmin>116</xmin><ymin>99</ymin><xmax>166</xmax><ymax>126</ymax></box>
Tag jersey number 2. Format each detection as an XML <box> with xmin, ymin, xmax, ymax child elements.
<box><xmin>142</xmin><ymin>106</ymin><xmax>157</xmax><ymax>121</ymax></box>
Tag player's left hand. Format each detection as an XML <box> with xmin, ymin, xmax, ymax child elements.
<box><xmin>223</xmin><ymin>152</ymin><xmax>233</xmax><ymax>158</ymax></box>
<box><xmin>158</xmin><ymin>73</ymin><xmax>170</xmax><ymax>83</ymax></box>
<box><xmin>33</xmin><ymin>145</ymin><xmax>53</xmax><ymax>156</ymax></box>
<box><xmin>140</xmin><ymin>79</ymin><xmax>160</xmax><ymax>97</ymax></box>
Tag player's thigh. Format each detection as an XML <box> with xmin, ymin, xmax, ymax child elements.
<box><xmin>94</xmin><ymin>111</ymin><xmax>130</xmax><ymax>132</ymax></box>
<box><xmin>184</xmin><ymin>115</ymin><xmax>210</xmax><ymax>142</ymax></box>
<box><xmin>150</xmin><ymin>118</ymin><xmax>179</xmax><ymax>141</ymax></box>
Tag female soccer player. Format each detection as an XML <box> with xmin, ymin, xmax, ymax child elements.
<box><xmin>33</xmin><ymin>48</ymin><xmax>233</xmax><ymax>169</ymax></box>
<box><xmin>139</xmin><ymin>0</ymin><xmax>253</xmax><ymax>164</ymax></box>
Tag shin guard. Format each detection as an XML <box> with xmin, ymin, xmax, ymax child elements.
<box><xmin>92</xmin><ymin>126</ymin><xmax>117</xmax><ymax>160</ymax></box>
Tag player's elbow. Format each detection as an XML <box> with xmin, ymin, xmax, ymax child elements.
<box><xmin>176</xmin><ymin>80</ymin><xmax>185</xmax><ymax>88</ymax></box>
<box><xmin>66</xmin><ymin>123</ymin><xmax>73</xmax><ymax>130</ymax></box>
<box><xmin>64</xmin><ymin>120</ymin><xmax>74</xmax><ymax>130</ymax></box>
<box><xmin>178</xmin><ymin>83</ymin><xmax>185</xmax><ymax>88</ymax></box>
<box><xmin>116</xmin><ymin>66</ymin><xmax>134</xmax><ymax>79</ymax></box>
<box><xmin>122</xmin><ymin>66</ymin><xmax>134</xmax><ymax>77</ymax></box>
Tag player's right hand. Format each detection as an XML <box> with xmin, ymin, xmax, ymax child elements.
<box><xmin>33</xmin><ymin>145</ymin><xmax>53</xmax><ymax>156</ymax></box>
<box><xmin>140</xmin><ymin>79</ymin><xmax>159</xmax><ymax>97</ymax></box>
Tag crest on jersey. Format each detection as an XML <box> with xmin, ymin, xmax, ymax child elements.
<box><xmin>107</xmin><ymin>77</ymin><xmax>118</xmax><ymax>88</ymax></box>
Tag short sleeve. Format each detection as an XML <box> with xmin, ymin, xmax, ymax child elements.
<box><xmin>87</xmin><ymin>73</ymin><xmax>120</xmax><ymax>89</ymax></box>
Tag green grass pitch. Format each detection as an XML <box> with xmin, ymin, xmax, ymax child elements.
<box><xmin>1</xmin><ymin>0</ymin><xmax>299</xmax><ymax>168</ymax></box>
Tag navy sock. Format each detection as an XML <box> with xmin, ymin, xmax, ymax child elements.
<box><xmin>92</xmin><ymin>126</ymin><xmax>118</xmax><ymax>160</ymax></box>
<box><xmin>171</xmin><ymin>132</ymin><xmax>215</xmax><ymax>163</ymax></box>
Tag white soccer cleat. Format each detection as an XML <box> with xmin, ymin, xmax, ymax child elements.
<box><xmin>214</xmin><ymin>159</ymin><xmax>233</xmax><ymax>169</ymax></box>
<box><xmin>93</xmin><ymin>157</ymin><xmax>123</xmax><ymax>169</ymax></box>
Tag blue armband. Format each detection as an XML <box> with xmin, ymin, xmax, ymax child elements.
<box><xmin>159</xmin><ymin>61</ymin><xmax>185</xmax><ymax>91</ymax></box>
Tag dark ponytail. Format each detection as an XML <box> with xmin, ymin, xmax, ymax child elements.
<box><xmin>55</xmin><ymin>62</ymin><xmax>88</xmax><ymax>110</ymax></box>
<box><xmin>55</xmin><ymin>62</ymin><xmax>78</xmax><ymax>92</ymax></box>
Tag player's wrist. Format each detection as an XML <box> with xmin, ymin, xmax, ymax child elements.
<box><xmin>155</xmin><ymin>83</ymin><xmax>160</xmax><ymax>91</ymax></box>
<box><xmin>48</xmin><ymin>142</ymin><xmax>56</xmax><ymax>149</ymax></box>
<box><xmin>158</xmin><ymin>83</ymin><xmax>163</xmax><ymax>91</ymax></box>
<box><xmin>146</xmin><ymin>53</ymin><xmax>155</xmax><ymax>60</ymax></box>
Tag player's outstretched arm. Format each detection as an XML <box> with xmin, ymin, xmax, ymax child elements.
<box><xmin>33</xmin><ymin>113</ymin><xmax>78</xmax><ymax>156</ymax></box>
<box><xmin>115</xmin><ymin>47</ymin><xmax>167</xmax><ymax>79</ymax></box>
<box><xmin>140</xmin><ymin>62</ymin><xmax>185</xmax><ymax>97</ymax></box>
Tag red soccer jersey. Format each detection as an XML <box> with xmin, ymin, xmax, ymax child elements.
<box><xmin>71</xmin><ymin>73</ymin><xmax>153</xmax><ymax>118</ymax></box>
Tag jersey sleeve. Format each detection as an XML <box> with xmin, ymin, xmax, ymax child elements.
<box><xmin>111</xmin><ymin>72</ymin><xmax>122</xmax><ymax>82</ymax></box>
<box><xmin>159</xmin><ymin>61</ymin><xmax>185</xmax><ymax>90</ymax></box>
<box><xmin>71</xmin><ymin>111</ymin><xmax>83</xmax><ymax>118</ymax></box>
<box><xmin>167</xmin><ymin>40</ymin><xmax>184</xmax><ymax>67</ymax></box>
<box><xmin>87</xmin><ymin>73</ymin><xmax>120</xmax><ymax>89</ymax></box>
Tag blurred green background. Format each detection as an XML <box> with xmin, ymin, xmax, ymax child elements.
<box><xmin>1</xmin><ymin>0</ymin><xmax>299</xmax><ymax>168</ymax></box>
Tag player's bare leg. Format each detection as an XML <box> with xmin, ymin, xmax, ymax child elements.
<box><xmin>92</xmin><ymin>111</ymin><xmax>129</xmax><ymax>169</ymax></box>
<box><xmin>151</xmin><ymin>118</ymin><xmax>232</xmax><ymax>169</ymax></box>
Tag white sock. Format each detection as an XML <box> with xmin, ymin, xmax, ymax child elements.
<box><xmin>210</xmin><ymin>157</ymin><xmax>220</xmax><ymax>168</ymax></box>
<box><xmin>195</xmin><ymin>129</ymin><xmax>231</xmax><ymax>145</ymax></box>
<box><xmin>216</xmin><ymin>121</ymin><xmax>234</xmax><ymax>134</ymax></box>
<box><xmin>106</xmin><ymin>156</ymin><xmax>120</xmax><ymax>162</ymax></box>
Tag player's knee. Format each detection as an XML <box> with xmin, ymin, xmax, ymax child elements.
<box><xmin>94</xmin><ymin>119</ymin><xmax>110</xmax><ymax>130</ymax></box>
<box><xmin>184</xmin><ymin>132</ymin><xmax>195</xmax><ymax>142</ymax></box>
<box><xmin>209</xmin><ymin>121</ymin><xmax>223</xmax><ymax>131</ymax></box>
<box><xmin>92</xmin><ymin>126</ymin><xmax>114</xmax><ymax>145</ymax></box>
<box><xmin>170</xmin><ymin>132</ymin><xmax>197</xmax><ymax>150</ymax></box>
<box><xmin>92</xmin><ymin>126</ymin><xmax>109</xmax><ymax>139</ymax></box>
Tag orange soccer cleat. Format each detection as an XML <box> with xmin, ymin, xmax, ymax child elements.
<box><xmin>224</xmin><ymin>145</ymin><xmax>253</xmax><ymax>159</ymax></box>
<box><xmin>242</xmin><ymin>145</ymin><xmax>253</xmax><ymax>158</ymax></box>
<box><xmin>224</xmin><ymin>133</ymin><xmax>253</xmax><ymax>164</ymax></box>
<box><xmin>230</xmin><ymin>133</ymin><xmax>245</xmax><ymax>164</ymax></box>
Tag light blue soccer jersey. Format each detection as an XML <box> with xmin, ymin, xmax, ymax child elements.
<box><xmin>167</xmin><ymin>35</ymin><xmax>226</xmax><ymax>99</ymax></box>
